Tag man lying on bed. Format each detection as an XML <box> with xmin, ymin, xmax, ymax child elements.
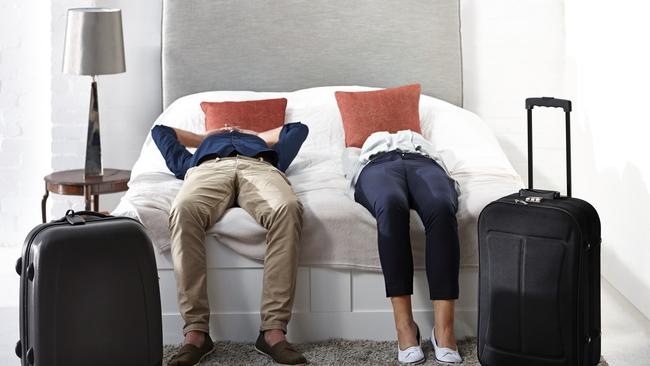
<box><xmin>151</xmin><ymin>121</ymin><xmax>309</xmax><ymax>366</ymax></box>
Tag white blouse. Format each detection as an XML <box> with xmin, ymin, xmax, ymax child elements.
<box><xmin>341</xmin><ymin>130</ymin><xmax>455</xmax><ymax>193</ymax></box>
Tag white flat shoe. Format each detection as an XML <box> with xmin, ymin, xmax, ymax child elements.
<box><xmin>397</xmin><ymin>323</ymin><xmax>425</xmax><ymax>365</ymax></box>
<box><xmin>431</xmin><ymin>327</ymin><xmax>462</xmax><ymax>364</ymax></box>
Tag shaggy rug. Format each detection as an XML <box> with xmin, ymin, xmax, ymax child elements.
<box><xmin>163</xmin><ymin>338</ymin><xmax>608</xmax><ymax>365</ymax></box>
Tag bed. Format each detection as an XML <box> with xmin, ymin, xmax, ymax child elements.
<box><xmin>112</xmin><ymin>0</ymin><xmax>524</xmax><ymax>344</ymax></box>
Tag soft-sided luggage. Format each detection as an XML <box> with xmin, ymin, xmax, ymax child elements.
<box><xmin>15</xmin><ymin>210</ymin><xmax>162</xmax><ymax>366</ymax></box>
<box><xmin>477</xmin><ymin>97</ymin><xmax>601</xmax><ymax>366</ymax></box>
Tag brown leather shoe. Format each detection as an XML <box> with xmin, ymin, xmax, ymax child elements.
<box><xmin>255</xmin><ymin>332</ymin><xmax>307</xmax><ymax>365</ymax></box>
<box><xmin>168</xmin><ymin>333</ymin><xmax>215</xmax><ymax>366</ymax></box>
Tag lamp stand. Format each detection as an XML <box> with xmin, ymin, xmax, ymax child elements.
<box><xmin>85</xmin><ymin>75</ymin><xmax>103</xmax><ymax>177</ymax></box>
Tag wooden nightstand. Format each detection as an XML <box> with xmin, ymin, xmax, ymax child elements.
<box><xmin>42</xmin><ymin>169</ymin><xmax>131</xmax><ymax>223</ymax></box>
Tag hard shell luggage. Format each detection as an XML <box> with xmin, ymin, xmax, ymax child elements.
<box><xmin>15</xmin><ymin>210</ymin><xmax>162</xmax><ymax>366</ymax></box>
<box><xmin>477</xmin><ymin>97</ymin><xmax>602</xmax><ymax>366</ymax></box>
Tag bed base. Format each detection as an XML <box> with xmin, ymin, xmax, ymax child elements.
<box><xmin>156</xmin><ymin>241</ymin><xmax>478</xmax><ymax>344</ymax></box>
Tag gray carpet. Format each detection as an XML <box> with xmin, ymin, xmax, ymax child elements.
<box><xmin>163</xmin><ymin>338</ymin><xmax>609</xmax><ymax>365</ymax></box>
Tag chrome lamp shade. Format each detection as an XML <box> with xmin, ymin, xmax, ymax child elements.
<box><xmin>63</xmin><ymin>8</ymin><xmax>125</xmax><ymax>176</ymax></box>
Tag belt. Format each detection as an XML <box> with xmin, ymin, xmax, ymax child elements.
<box><xmin>221</xmin><ymin>153</ymin><xmax>268</xmax><ymax>163</ymax></box>
<box><xmin>369</xmin><ymin>150</ymin><xmax>428</xmax><ymax>161</ymax></box>
<box><xmin>198</xmin><ymin>153</ymin><xmax>268</xmax><ymax>166</ymax></box>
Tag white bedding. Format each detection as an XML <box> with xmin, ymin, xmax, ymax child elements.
<box><xmin>113</xmin><ymin>86</ymin><xmax>523</xmax><ymax>269</ymax></box>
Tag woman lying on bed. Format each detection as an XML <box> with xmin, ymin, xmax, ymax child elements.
<box><xmin>339</xmin><ymin>85</ymin><xmax>463</xmax><ymax>365</ymax></box>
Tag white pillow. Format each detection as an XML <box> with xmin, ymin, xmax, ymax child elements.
<box><xmin>130</xmin><ymin>86</ymin><xmax>519</xmax><ymax>183</ymax></box>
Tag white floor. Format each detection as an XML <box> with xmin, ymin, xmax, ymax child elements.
<box><xmin>0</xmin><ymin>277</ymin><xmax>648</xmax><ymax>366</ymax></box>
<box><xmin>601</xmin><ymin>279</ymin><xmax>650</xmax><ymax>365</ymax></box>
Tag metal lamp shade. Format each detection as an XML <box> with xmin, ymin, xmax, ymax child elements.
<box><xmin>63</xmin><ymin>8</ymin><xmax>125</xmax><ymax>76</ymax></box>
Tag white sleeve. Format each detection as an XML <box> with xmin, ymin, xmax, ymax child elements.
<box><xmin>341</xmin><ymin>147</ymin><xmax>363</xmax><ymax>181</ymax></box>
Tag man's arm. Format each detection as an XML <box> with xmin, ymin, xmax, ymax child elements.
<box><xmin>151</xmin><ymin>125</ymin><xmax>194</xmax><ymax>179</ymax></box>
<box><xmin>271</xmin><ymin>122</ymin><xmax>309</xmax><ymax>172</ymax></box>
<box><xmin>170</xmin><ymin>127</ymin><xmax>204</xmax><ymax>148</ymax></box>
<box><xmin>256</xmin><ymin>126</ymin><xmax>284</xmax><ymax>146</ymax></box>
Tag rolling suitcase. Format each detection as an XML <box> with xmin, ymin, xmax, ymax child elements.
<box><xmin>477</xmin><ymin>97</ymin><xmax>601</xmax><ymax>366</ymax></box>
<box><xmin>15</xmin><ymin>210</ymin><xmax>162</xmax><ymax>366</ymax></box>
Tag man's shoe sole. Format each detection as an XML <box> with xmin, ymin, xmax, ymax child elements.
<box><xmin>192</xmin><ymin>345</ymin><xmax>215</xmax><ymax>366</ymax></box>
<box><xmin>254</xmin><ymin>346</ymin><xmax>306</xmax><ymax>366</ymax></box>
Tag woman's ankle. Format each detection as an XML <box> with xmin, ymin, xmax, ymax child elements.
<box><xmin>434</xmin><ymin>326</ymin><xmax>457</xmax><ymax>349</ymax></box>
<box><xmin>396</xmin><ymin>319</ymin><xmax>416</xmax><ymax>331</ymax></box>
<box><xmin>396</xmin><ymin>321</ymin><xmax>418</xmax><ymax>349</ymax></box>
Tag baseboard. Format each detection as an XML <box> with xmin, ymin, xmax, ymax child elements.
<box><xmin>162</xmin><ymin>309</ymin><xmax>478</xmax><ymax>344</ymax></box>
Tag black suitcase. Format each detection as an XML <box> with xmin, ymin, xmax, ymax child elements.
<box><xmin>15</xmin><ymin>210</ymin><xmax>163</xmax><ymax>366</ymax></box>
<box><xmin>477</xmin><ymin>97</ymin><xmax>601</xmax><ymax>366</ymax></box>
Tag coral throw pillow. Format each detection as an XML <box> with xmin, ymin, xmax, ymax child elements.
<box><xmin>201</xmin><ymin>98</ymin><xmax>288</xmax><ymax>132</ymax></box>
<box><xmin>335</xmin><ymin>84</ymin><xmax>422</xmax><ymax>147</ymax></box>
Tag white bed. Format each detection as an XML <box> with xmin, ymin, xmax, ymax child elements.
<box><xmin>113</xmin><ymin>86</ymin><xmax>523</xmax><ymax>343</ymax></box>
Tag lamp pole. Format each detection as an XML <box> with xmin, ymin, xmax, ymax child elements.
<box><xmin>85</xmin><ymin>75</ymin><xmax>102</xmax><ymax>176</ymax></box>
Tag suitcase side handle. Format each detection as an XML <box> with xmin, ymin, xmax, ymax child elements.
<box><xmin>526</xmin><ymin>97</ymin><xmax>572</xmax><ymax>112</ymax></box>
<box><xmin>525</xmin><ymin>97</ymin><xmax>572</xmax><ymax>197</ymax></box>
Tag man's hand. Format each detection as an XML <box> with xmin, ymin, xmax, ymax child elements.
<box><xmin>237</xmin><ymin>128</ymin><xmax>258</xmax><ymax>136</ymax></box>
<box><xmin>205</xmin><ymin>125</ymin><xmax>238</xmax><ymax>137</ymax></box>
<box><xmin>205</xmin><ymin>125</ymin><xmax>258</xmax><ymax>137</ymax></box>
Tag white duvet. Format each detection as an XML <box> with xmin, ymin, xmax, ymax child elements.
<box><xmin>113</xmin><ymin>86</ymin><xmax>523</xmax><ymax>269</ymax></box>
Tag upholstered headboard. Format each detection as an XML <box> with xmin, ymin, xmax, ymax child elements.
<box><xmin>161</xmin><ymin>0</ymin><xmax>463</xmax><ymax>108</ymax></box>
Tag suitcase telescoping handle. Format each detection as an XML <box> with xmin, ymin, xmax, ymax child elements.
<box><xmin>525</xmin><ymin>97</ymin><xmax>573</xmax><ymax>197</ymax></box>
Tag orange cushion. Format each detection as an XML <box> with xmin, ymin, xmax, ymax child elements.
<box><xmin>335</xmin><ymin>84</ymin><xmax>422</xmax><ymax>148</ymax></box>
<box><xmin>201</xmin><ymin>98</ymin><xmax>288</xmax><ymax>132</ymax></box>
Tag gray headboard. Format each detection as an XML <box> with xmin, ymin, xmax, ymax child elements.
<box><xmin>162</xmin><ymin>0</ymin><xmax>462</xmax><ymax>109</ymax></box>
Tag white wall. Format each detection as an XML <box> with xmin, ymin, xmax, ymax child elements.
<box><xmin>0</xmin><ymin>1</ymin><xmax>571</xmax><ymax>362</ymax></box>
<box><xmin>461</xmin><ymin>0</ymin><xmax>568</xmax><ymax>192</ymax></box>
<box><xmin>0</xmin><ymin>1</ymin><xmax>51</xmax><ymax>249</ymax></box>
<box><xmin>565</xmin><ymin>0</ymin><xmax>650</xmax><ymax>319</ymax></box>
<box><xmin>48</xmin><ymin>0</ymin><xmax>142</xmax><ymax>217</ymax></box>
<box><xmin>96</xmin><ymin>0</ymin><xmax>570</xmax><ymax>190</ymax></box>
<box><xmin>95</xmin><ymin>0</ymin><xmax>162</xmax><ymax>172</ymax></box>
<box><xmin>0</xmin><ymin>1</ymin><xmax>52</xmax><ymax>364</ymax></box>
<box><xmin>49</xmin><ymin>0</ymin><xmax>136</xmax><ymax>217</ymax></box>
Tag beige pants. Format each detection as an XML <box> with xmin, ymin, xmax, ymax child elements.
<box><xmin>169</xmin><ymin>156</ymin><xmax>303</xmax><ymax>335</ymax></box>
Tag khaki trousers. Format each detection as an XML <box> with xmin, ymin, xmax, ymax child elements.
<box><xmin>169</xmin><ymin>156</ymin><xmax>303</xmax><ymax>335</ymax></box>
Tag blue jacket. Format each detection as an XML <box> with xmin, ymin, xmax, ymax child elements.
<box><xmin>151</xmin><ymin>122</ymin><xmax>309</xmax><ymax>179</ymax></box>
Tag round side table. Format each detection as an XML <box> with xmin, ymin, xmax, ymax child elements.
<box><xmin>42</xmin><ymin>169</ymin><xmax>131</xmax><ymax>223</ymax></box>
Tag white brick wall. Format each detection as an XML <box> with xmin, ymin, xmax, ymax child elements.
<box><xmin>49</xmin><ymin>0</ymin><xmax>95</xmax><ymax>217</ymax></box>
<box><xmin>0</xmin><ymin>1</ymin><xmax>51</xmax><ymax>248</ymax></box>
<box><xmin>0</xmin><ymin>4</ymin><xmax>52</xmax><ymax>362</ymax></box>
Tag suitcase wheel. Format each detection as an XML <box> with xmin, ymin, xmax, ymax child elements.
<box><xmin>26</xmin><ymin>263</ymin><xmax>34</xmax><ymax>281</ymax></box>
<box><xmin>15</xmin><ymin>257</ymin><xmax>22</xmax><ymax>276</ymax></box>
<box><xmin>14</xmin><ymin>340</ymin><xmax>21</xmax><ymax>358</ymax></box>
<box><xmin>26</xmin><ymin>347</ymin><xmax>34</xmax><ymax>364</ymax></box>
